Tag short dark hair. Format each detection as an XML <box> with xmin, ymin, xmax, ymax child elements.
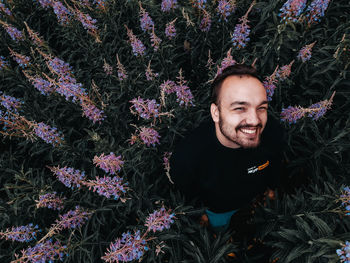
<box><xmin>211</xmin><ymin>64</ymin><xmax>261</xmax><ymax>104</ymax></box>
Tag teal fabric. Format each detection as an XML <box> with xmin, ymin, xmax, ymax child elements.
<box><xmin>206</xmin><ymin>209</ymin><xmax>238</xmax><ymax>232</ymax></box>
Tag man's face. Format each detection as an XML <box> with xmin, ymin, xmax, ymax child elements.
<box><xmin>210</xmin><ymin>75</ymin><xmax>268</xmax><ymax>149</ymax></box>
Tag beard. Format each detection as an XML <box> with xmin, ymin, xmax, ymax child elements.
<box><xmin>218</xmin><ymin>114</ymin><xmax>262</xmax><ymax>149</ymax></box>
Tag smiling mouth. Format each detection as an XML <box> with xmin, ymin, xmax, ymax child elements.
<box><xmin>239</xmin><ymin>127</ymin><xmax>258</xmax><ymax>137</ymax></box>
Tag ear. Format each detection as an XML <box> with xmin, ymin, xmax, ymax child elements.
<box><xmin>210</xmin><ymin>103</ymin><xmax>219</xmax><ymax>123</ymax></box>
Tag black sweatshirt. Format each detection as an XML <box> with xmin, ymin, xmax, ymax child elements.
<box><xmin>170</xmin><ymin>116</ymin><xmax>286</xmax><ymax>213</ymax></box>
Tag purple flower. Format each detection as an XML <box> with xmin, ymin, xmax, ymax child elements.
<box><xmin>37</xmin><ymin>0</ymin><xmax>53</xmax><ymax>9</ymax></box>
<box><xmin>47</xmin><ymin>56</ymin><xmax>73</xmax><ymax>80</ymax></box>
<box><xmin>9</xmin><ymin>49</ymin><xmax>30</xmax><ymax>68</ymax></box>
<box><xmin>200</xmin><ymin>11</ymin><xmax>211</xmax><ymax>32</ymax></box>
<box><xmin>336</xmin><ymin>241</ymin><xmax>350</xmax><ymax>263</ymax></box>
<box><xmin>145</xmin><ymin>61</ymin><xmax>159</xmax><ymax>81</ymax></box>
<box><xmin>52</xmin><ymin>1</ymin><xmax>71</xmax><ymax>25</ymax></box>
<box><xmin>34</xmin><ymin>122</ymin><xmax>64</xmax><ymax>146</ymax></box>
<box><xmin>0</xmin><ymin>93</ymin><xmax>22</xmax><ymax>113</ymax></box>
<box><xmin>139</xmin><ymin>127</ymin><xmax>160</xmax><ymax>147</ymax></box>
<box><xmin>15</xmin><ymin>240</ymin><xmax>67</xmax><ymax>262</ymax></box>
<box><xmin>102</xmin><ymin>230</ymin><xmax>148</xmax><ymax>263</ymax></box>
<box><xmin>192</xmin><ymin>0</ymin><xmax>206</xmax><ymax>10</ymax></box>
<box><xmin>305</xmin><ymin>0</ymin><xmax>330</xmax><ymax>26</ymax></box>
<box><xmin>83</xmin><ymin>175</ymin><xmax>127</xmax><ymax>200</ymax></box>
<box><xmin>1</xmin><ymin>23</ymin><xmax>24</xmax><ymax>42</ymax></box>
<box><xmin>78</xmin><ymin>0</ymin><xmax>91</xmax><ymax>8</ymax></box>
<box><xmin>175</xmin><ymin>85</ymin><xmax>194</xmax><ymax>107</ymax></box>
<box><xmin>145</xmin><ymin>207</ymin><xmax>175</xmax><ymax>233</ymax></box>
<box><xmin>139</xmin><ymin>3</ymin><xmax>154</xmax><ymax>33</ymax></box>
<box><xmin>81</xmin><ymin>100</ymin><xmax>105</xmax><ymax>124</ymax></box>
<box><xmin>0</xmin><ymin>223</ymin><xmax>40</xmax><ymax>243</ymax></box>
<box><xmin>161</xmin><ymin>0</ymin><xmax>177</xmax><ymax>12</ymax></box>
<box><xmin>125</xmin><ymin>25</ymin><xmax>146</xmax><ymax>57</ymax></box>
<box><xmin>279</xmin><ymin>0</ymin><xmax>307</xmax><ymax>23</ymax></box>
<box><xmin>23</xmin><ymin>72</ymin><xmax>55</xmax><ymax>96</ymax></box>
<box><xmin>216</xmin><ymin>49</ymin><xmax>236</xmax><ymax>77</ymax></box>
<box><xmin>36</xmin><ymin>192</ymin><xmax>65</xmax><ymax>210</ymax></box>
<box><xmin>74</xmin><ymin>8</ymin><xmax>98</xmax><ymax>32</ymax></box>
<box><xmin>116</xmin><ymin>54</ymin><xmax>128</xmax><ymax>81</ymax></box>
<box><xmin>49</xmin><ymin>166</ymin><xmax>86</xmax><ymax>189</ymax></box>
<box><xmin>165</xmin><ymin>19</ymin><xmax>176</xmax><ymax>40</ymax></box>
<box><xmin>93</xmin><ymin>152</ymin><xmax>124</xmax><ymax>175</ymax></box>
<box><xmin>280</xmin><ymin>106</ymin><xmax>305</xmax><ymax>124</ymax></box>
<box><xmin>0</xmin><ymin>3</ymin><xmax>12</xmax><ymax>16</ymax></box>
<box><xmin>130</xmin><ymin>97</ymin><xmax>160</xmax><ymax>120</ymax></box>
<box><xmin>94</xmin><ymin>0</ymin><xmax>107</xmax><ymax>10</ymax></box>
<box><xmin>232</xmin><ymin>17</ymin><xmax>250</xmax><ymax>49</ymax></box>
<box><xmin>56</xmin><ymin>206</ymin><xmax>91</xmax><ymax>229</ymax></box>
<box><xmin>0</xmin><ymin>56</ymin><xmax>9</xmax><ymax>70</ymax></box>
<box><xmin>103</xmin><ymin>60</ymin><xmax>113</xmax><ymax>75</ymax></box>
<box><xmin>307</xmin><ymin>100</ymin><xmax>332</xmax><ymax>120</ymax></box>
<box><xmin>150</xmin><ymin>26</ymin><xmax>162</xmax><ymax>51</ymax></box>
<box><xmin>297</xmin><ymin>42</ymin><xmax>316</xmax><ymax>62</ymax></box>
<box><xmin>24</xmin><ymin>22</ymin><xmax>45</xmax><ymax>47</ymax></box>
<box><xmin>217</xmin><ymin>0</ymin><xmax>235</xmax><ymax>21</ymax></box>
<box><xmin>160</xmin><ymin>80</ymin><xmax>176</xmax><ymax>95</ymax></box>
<box><xmin>276</xmin><ymin>60</ymin><xmax>294</xmax><ymax>81</ymax></box>
<box><xmin>56</xmin><ymin>78</ymin><xmax>86</xmax><ymax>102</ymax></box>
<box><xmin>263</xmin><ymin>78</ymin><xmax>278</xmax><ymax>101</ymax></box>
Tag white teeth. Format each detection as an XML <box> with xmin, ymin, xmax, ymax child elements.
<box><xmin>241</xmin><ymin>129</ymin><xmax>256</xmax><ymax>134</ymax></box>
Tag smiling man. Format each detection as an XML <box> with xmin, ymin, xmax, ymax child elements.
<box><xmin>170</xmin><ymin>64</ymin><xmax>285</xmax><ymax>233</ymax></box>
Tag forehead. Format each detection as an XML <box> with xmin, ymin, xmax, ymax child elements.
<box><xmin>218</xmin><ymin>75</ymin><xmax>267</xmax><ymax>105</ymax></box>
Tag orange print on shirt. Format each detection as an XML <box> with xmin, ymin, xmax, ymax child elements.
<box><xmin>258</xmin><ymin>160</ymin><xmax>269</xmax><ymax>171</ymax></box>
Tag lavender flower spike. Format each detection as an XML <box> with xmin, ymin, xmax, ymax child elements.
<box><xmin>34</xmin><ymin>122</ymin><xmax>64</xmax><ymax>146</ymax></box>
<box><xmin>145</xmin><ymin>207</ymin><xmax>175</xmax><ymax>233</ymax></box>
<box><xmin>139</xmin><ymin>127</ymin><xmax>161</xmax><ymax>147</ymax></box>
<box><xmin>36</xmin><ymin>192</ymin><xmax>65</xmax><ymax>210</ymax></box>
<box><xmin>305</xmin><ymin>0</ymin><xmax>330</xmax><ymax>27</ymax></box>
<box><xmin>217</xmin><ymin>0</ymin><xmax>235</xmax><ymax>21</ymax></box>
<box><xmin>216</xmin><ymin>48</ymin><xmax>236</xmax><ymax>77</ymax></box>
<box><xmin>125</xmin><ymin>25</ymin><xmax>146</xmax><ymax>57</ymax></box>
<box><xmin>200</xmin><ymin>10</ymin><xmax>212</xmax><ymax>32</ymax></box>
<box><xmin>52</xmin><ymin>1</ymin><xmax>71</xmax><ymax>25</ymax></box>
<box><xmin>139</xmin><ymin>2</ymin><xmax>154</xmax><ymax>33</ymax></box>
<box><xmin>298</xmin><ymin>42</ymin><xmax>316</xmax><ymax>62</ymax></box>
<box><xmin>116</xmin><ymin>54</ymin><xmax>128</xmax><ymax>80</ymax></box>
<box><xmin>48</xmin><ymin>166</ymin><xmax>86</xmax><ymax>189</ymax></box>
<box><xmin>161</xmin><ymin>0</ymin><xmax>177</xmax><ymax>12</ymax></box>
<box><xmin>102</xmin><ymin>230</ymin><xmax>148</xmax><ymax>263</ymax></box>
<box><xmin>56</xmin><ymin>206</ymin><xmax>92</xmax><ymax>229</ymax></box>
<box><xmin>280</xmin><ymin>105</ymin><xmax>305</xmax><ymax>124</ymax></box>
<box><xmin>165</xmin><ymin>19</ymin><xmax>177</xmax><ymax>40</ymax></box>
<box><xmin>0</xmin><ymin>20</ymin><xmax>24</xmax><ymax>42</ymax></box>
<box><xmin>336</xmin><ymin>241</ymin><xmax>350</xmax><ymax>263</ymax></box>
<box><xmin>0</xmin><ymin>92</ymin><xmax>23</xmax><ymax>113</ymax></box>
<box><xmin>0</xmin><ymin>56</ymin><xmax>9</xmax><ymax>71</ymax></box>
<box><xmin>279</xmin><ymin>0</ymin><xmax>307</xmax><ymax>23</ymax></box>
<box><xmin>231</xmin><ymin>2</ymin><xmax>255</xmax><ymax>49</ymax></box>
<box><xmin>83</xmin><ymin>175</ymin><xmax>128</xmax><ymax>200</ymax></box>
<box><xmin>93</xmin><ymin>152</ymin><xmax>124</xmax><ymax>175</ymax></box>
<box><xmin>0</xmin><ymin>223</ymin><xmax>40</xmax><ymax>243</ymax></box>
<box><xmin>9</xmin><ymin>48</ymin><xmax>31</xmax><ymax>69</ymax></box>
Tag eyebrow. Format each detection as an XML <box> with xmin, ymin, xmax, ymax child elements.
<box><xmin>229</xmin><ymin>101</ymin><xmax>269</xmax><ymax>107</ymax></box>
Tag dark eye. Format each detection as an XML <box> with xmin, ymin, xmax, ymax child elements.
<box><xmin>258</xmin><ymin>107</ymin><xmax>268</xmax><ymax>111</ymax></box>
<box><xmin>234</xmin><ymin>107</ymin><xmax>244</xmax><ymax>111</ymax></box>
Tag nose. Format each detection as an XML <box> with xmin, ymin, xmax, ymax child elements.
<box><xmin>245</xmin><ymin>109</ymin><xmax>260</xmax><ymax>126</ymax></box>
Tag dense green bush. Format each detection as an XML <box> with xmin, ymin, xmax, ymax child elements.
<box><xmin>0</xmin><ymin>0</ymin><xmax>350</xmax><ymax>262</ymax></box>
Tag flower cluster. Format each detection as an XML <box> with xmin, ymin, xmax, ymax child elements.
<box><xmin>130</xmin><ymin>127</ymin><xmax>160</xmax><ymax>147</ymax></box>
<box><xmin>0</xmin><ymin>93</ymin><xmax>22</xmax><ymax>113</ymax></box>
<box><xmin>14</xmin><ymin>240</ymin><xmax>67</xmax><ymax>262</ymax></box>
<box><xmin>102</xmin><ymin>230</ymin><xmax>148</xmax><ymax>263</ymax></box>
<box><xmin>298</xmin><ymin>42</ymin><xmax>316</xmax><ymax>62</ymax></box>
<box><xmin>56</xmin><ymin>206</ymin><xmax>91</xmax><ymax>229</ymax></box>
<box><xmin>103</xmin><ymin>60</ymin><xmax>113</xmax><ymax>75</ymax></box>
<box><xmin>49</xmin><ymin>166</ymin><xmax>86</xmax><ymax>189</ymax></box>
<box><xmin>216</xmin><ymin>49</ymin><xmax>236</xmax><ymax>77</ymax></box>
<box><xmin>175</xmin><ymin>85</ymin><xmax>194</xmax><ymax>107</ymax></box>
<box><xmin>116</xmin><ymin>54</ymin><xmax>128</xmax><ymax>81</ymax></box>
<box><xmin>34</xmin><ymin>122</ymin><xmax>64</xmax><ymax>146</ymax></box>
<box><xmin>23</xmin><ymin>72</ymin><xmax>55</xmax><ymax>96</ymax></box>
<box><xmin>145</xmin><ymin>207</ymin><xmax>175</xmax><ymax>233</ymax></box>
<box><xmin>276</xmin><ymin>60</ymin><xmax>294</xmax><ymax>81</ymax></box>
<box><xmin>0</xmin><ymin>21</ymin><xmax>24</xmax><ymax>42</ymax></box>
<box><xmin>217</xmin><ymin>0</ymin><xmax>235</xmax><ymax>21</ymax></box>
<box><xmin>161</xmin><ymin>0</ymin><xmax>177</xmax><ymax>12</ymax></box>
<box><xmin>83</xmin><ymin>176</ymin><xmax>128</xmax><ymax>200</ymax></box>
<box><xmin>232</xmin><ymin>17</ymin><xmax>251</xmax><ymax>49</ymax></box>
<box><xmin>200</xmin><ymin>10</ymin><xmax>211</xmax><ymax>32</ymax></box>
<box><xmin>280</xmin><ymin>92</ymin><xmax>334</xmax><ymax>123</ymax></box>
<box><xmin>305</xmin><ymin>0</ymin><xmax>330</xmax><ymax>27</ymax></box>
<box><xmin>0</xmin><ymin>223</ymin><xmax>39</xmax><ymax>243</ymax></box>
<box><xmin>263</xmin><ymin>68</ymin><xmax>279</xmax><ymax>101</ymax></box>
<box><xmin>160</xmin><ymin>80</ymin><xmax>176</xmax><ymax>95</ymax></box>
<box><xmin>81</xmin><ymin>100</ymin><xmax>105</xmax><ymax>124</ymax></box>
<box><xmin>94</xmin><ymin>0</ymin><xmax>108</xmax><ymax>10</ymax></box>
<box><xmin>36</xmin><ymin>192</ymin><xmax>65</xmax><ymax>210</ymax></box>
<box><xmin>24</xmin><ymin>22</ymin><xmax>45</xmax><ymax>47</ymax></box>
<box><xmin>336</xmin><ymin>241</ymin><xmax>350</xmax><ymax>263</ymax></box>
<box><xmin>0</xmin><ymin>55</ymin><xmax>9</xmax><ymax>70</ymax></box>
<box><xmin>0</xmin><ymin>2</ymin><xmax>12</xmax><ymax>17</ymax></box>
<box><xmin>165</xmin><ymin>19</ymin><xmax>176</xmax><ymax>40</ymax></box>
<box><xmin>150</xmin><ymin>26</ymin><xmax>162</xmax><ymax>51</ymax></box>
<box><xmin>93</xmin><ymin>152</ymin><xmax>124</xmax><ymax>175</ymax></box>
<box><xmin>279</xmin><ymin>0</ymin><xmax>307</xmax><ymax>23</ymax></box>
<box><xmin>139</xmin><ymin>3</ymin><xmax>154</xmax><ymax>33</ymax></box>
<box><xmin>130</xmin><ymin>97</ymin><xmax>161</xmax><ymax>120</ymax></box>
<box><xmin>125</xmin><ymin>25</ymin><xmax>146</xmax><ymax>57</ymax></box>
<box><xmin>74</xmin><ymin>7</ymin><xmax>98</xmax><ymax>34</ymax></box>
<box><xmin>339</xmin><ymin>186</ymin><xmax>350</xmax><ymax>216</ymax></box>
<box><xmin>52</xmin><ymin>1</ymin><xmax>71</xmax><ymax>25</ymax></box>
<box><xmin>37</xmin><ymin>0</ymin><xmax>53</xmax><ymax>9</ymax></box>
<box><xmin>192</xmin><ymin>0</ymin><xmax>206</xmax><ymax>10</ymax></box>
<box><xmin>145</xmin><ymin>61</ymin><xmax>159</xmax><ymax>81</ymax></box>
<box><xmin>9</xmin><ymin>49</ymin><xmax>31</xmax><ymax>68</ymax></box>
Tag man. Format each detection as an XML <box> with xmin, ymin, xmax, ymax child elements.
<box><xmin>170</xmin><ymin>64</ymin><xmax>285</xmax><ymax>233</ymax></box>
